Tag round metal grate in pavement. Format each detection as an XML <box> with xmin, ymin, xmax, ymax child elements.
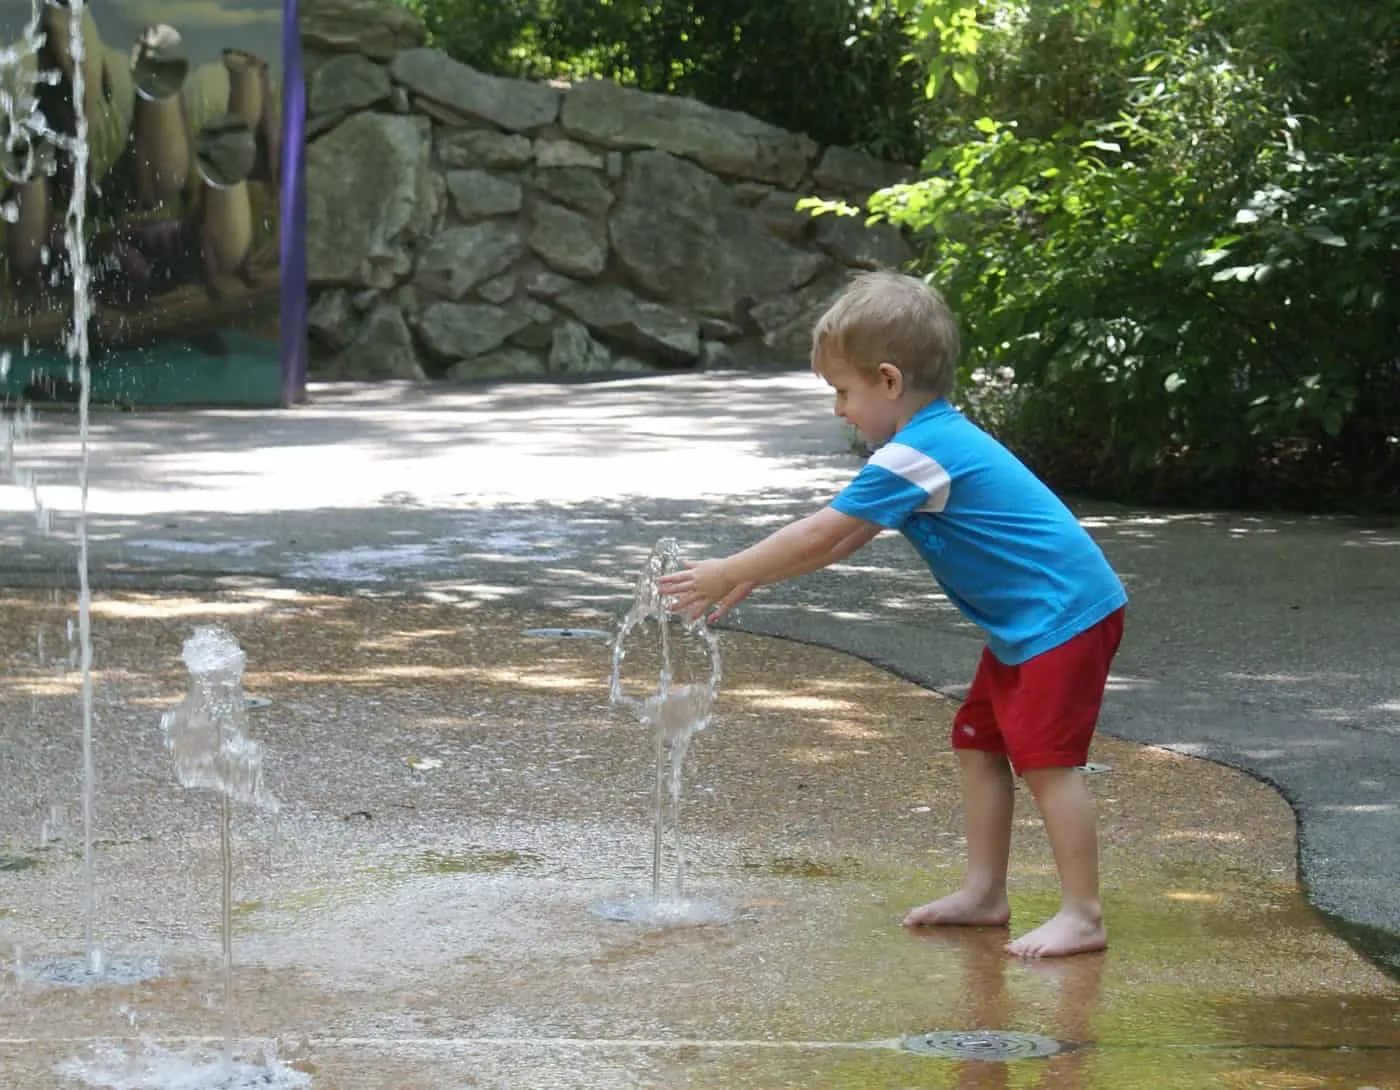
<box><xmin>902</xmin><ymin>1030</ymin><xmax>1064</xmax><ymax>1060</ymax></box>
<box><xmin>522</xmin><ymin>627</ymin><xmax>612</xmax><ymax>640</ymax></box>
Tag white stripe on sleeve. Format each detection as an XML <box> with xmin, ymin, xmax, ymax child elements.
<box><xmin>869</xmin><ymin>442</ymin><xmax>952</xmax><ymax>512</ymax></box>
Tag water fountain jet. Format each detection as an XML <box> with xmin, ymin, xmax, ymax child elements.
<box><xmin>55</xmin><ymin>627</ymin><xmax>309</xmax><ymax>1089</ymax></box>
<box><xmin>160</xmin><ymin>625</ymin><xmax>280</xmax><ymax>1060</ymax></box>
<box><xmin>2</xmin><ymin>0</ymin><xmax>114</xmax><ymax>989</ymax></box>
<box><xmin>592</xmin><ymin>537</ymin><xmax>733</xmax><ymax>928</ymax></box>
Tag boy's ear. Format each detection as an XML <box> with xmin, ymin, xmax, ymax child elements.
<box><xmin>876</xmin><ymin>361</ymin><xmax>904</xmax><ymax>395</ymax></box>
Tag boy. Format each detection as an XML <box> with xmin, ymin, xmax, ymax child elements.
<box><xmin>657</xmin><ymin>271</ymin><xmax>1126</xmax><ymax>959</ymax></box>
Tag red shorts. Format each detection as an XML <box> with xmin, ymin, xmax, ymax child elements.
<box><xmin>952</xmin><ymin>607</ymin><xmax>1125</xmax><ymax>775</ymax></box>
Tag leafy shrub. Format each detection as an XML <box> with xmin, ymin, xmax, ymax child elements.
<box><xmin>866</xmin><ymin>0</ymin><xmax>1400</xmax><ymax>509</ymax></box>
<box><xmin>397</xmin><ymin>0</ymin><xmax>929</xmax><ymax>161</ymax></box>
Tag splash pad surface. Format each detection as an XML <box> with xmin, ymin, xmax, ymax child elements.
<box><xmin>1</xmin><ymin>591</ymin><xmax>1398</xmax><ymax>1088</ymax></box>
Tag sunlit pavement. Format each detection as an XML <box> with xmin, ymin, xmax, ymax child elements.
<box><xmin>1</xmin><ymin>374</ymin><xmax>1398</xmax><ymax>1084</ymax></box>
<box><xmin>1</xmin><ymin>594</ymin><xmax>1398</xmax><ymax>1088</ymax></box>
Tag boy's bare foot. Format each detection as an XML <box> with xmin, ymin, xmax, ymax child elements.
<box><xmin>1004</xmin><ymin>909</ymin><xmax>1106</xmax><ymax>958</ymax></box>
<box><xmin>903</xmin><ymin>889</ymin><xmax>1010</xmax><ymax>928</ymax></box>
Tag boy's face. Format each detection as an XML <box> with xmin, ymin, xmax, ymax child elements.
<box><xmin>817</xmin><ymin>357</ymin><xmax>907</xmax><ymax>446</ymax></box>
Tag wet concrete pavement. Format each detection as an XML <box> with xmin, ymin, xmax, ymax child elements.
<box><xmin>1</xmin><ymin>375</ymin><xmax>1398</xmax><ymax>1085</ymax></box>
<box><xmin>3</xmin><ymin>376</ymin><xmax>1398</xmax><ymax>960</ymax></box>
<box><xmin>1</xmin><ymin>594</ymin><xmax>1398</xmax><ymax>1088</ymax></box>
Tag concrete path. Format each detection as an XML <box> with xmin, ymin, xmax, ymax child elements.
<box><xmin>2</xmin><ymin>374</ymin><xmax>1398</xmax><ymax>972</ymax></box>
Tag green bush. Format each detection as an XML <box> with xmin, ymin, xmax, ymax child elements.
<box><xmin>397</xmin><ymin>0</ymin><xmax>929</xmax><ymax>161</ymax></box>
<box><xmin>867</xmin><ymin>0</ymin><xmax>1400</xmax><ymax>509</ymax></box>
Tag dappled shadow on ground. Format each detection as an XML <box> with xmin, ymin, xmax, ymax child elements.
<box><xmin>1</xmin><ymin>482</ymin><xmax>1396</xmax><ymax>754</ymax></box>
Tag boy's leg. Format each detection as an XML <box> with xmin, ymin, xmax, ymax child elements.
<box><xmin>905</xmin><ymin>648</ymin><xmax>1015</xmax><ymax>928</ymax></box>
<box><xmin>1005</xmin><ymin>766</ymin><xmax>1105</xmax><ymax>957</ymax></box>
<box><xmin>999</xmin><ymin>607</ymin><xmax>1124</xmax><ymax>958</ymax></box>
<box><xmin>903</xmin><ymin>747</ymin><xmax>1014</xmax><ymax>927</ymax></box>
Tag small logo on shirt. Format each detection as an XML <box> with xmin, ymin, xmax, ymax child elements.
<box><xmin>907</xmin><ymin>517</ymin><xmax>946</xmax><ymax>555</ymax></box>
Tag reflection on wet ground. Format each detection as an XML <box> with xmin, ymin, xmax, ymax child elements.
<box><xmin>1</xmin><ymin>590</ymin><xmax>1397</xmax><ymax>1088</ymax></box>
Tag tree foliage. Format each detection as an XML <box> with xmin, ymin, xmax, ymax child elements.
<box><xmin>866</xmin><ymin>0</ymin><xmax>1400</xmax><ymax>509</ymax></box>
<box><xmin>398</xmin><ymin>0</ymin><xmax>929</xmax><ymax>161</ymax></box>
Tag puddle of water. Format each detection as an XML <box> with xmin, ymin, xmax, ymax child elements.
<box><xmin>3</xmin><ymin>837</ymin><xmax>1398</xmax><ymax>1089</ymax></box>
<box><xmin>125</xmin><ymin>540</ymin><xmax>275</xmax><ymax>559</ymax></box>
<box><xmin>24</xmin><ymin>956</ymin><xmax>163</xmax><ymax>988</ymax></box>
<box><xmin>231</xmin><ymin>879</ymin><xmax>392</xmax><ymax>929</ymax></box>
<box><xmin>284</xmin><ymin>544</ymin><xmax>446</xmax><ymax>584</ymax></box>
<box><xmin>410</xmin><ymin>849</ymin><xmax>544</xmax><ymax>875</ymax></box>
<box><xmin>739</xmin><ymin>856</ymin><xmax>854</xmax><ymax>879</ymax></box>
<box><xmin>590</xmin><ymin>894</ymin><xmax>738</xmax><ymax>929</ymax></box>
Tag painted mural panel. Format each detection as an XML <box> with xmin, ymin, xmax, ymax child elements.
<box><xmin>0</xmin><ymin>0</ymin><xmax>286</xmax><ymax>405</ymax></box>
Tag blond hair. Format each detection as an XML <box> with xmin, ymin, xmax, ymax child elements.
<box><xmin>811</xmin><ymin>271</ymin><xmax>960</xmax><ymax>397</ymax></box>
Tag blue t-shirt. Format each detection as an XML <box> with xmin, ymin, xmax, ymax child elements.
<box><xmin>831</xmin><ymin>399</ymin><xmax>1126</xmax><ymax>665</ymax></box>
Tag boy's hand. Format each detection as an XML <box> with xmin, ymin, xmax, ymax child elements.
<box><xmin>658</xmin><ymin>560</ymin><xmax>753</xmax><ymax>624</ymax></box>
<box><xmin>707</xmin><ymin>580</ymin><xmax>755</xmax><ymax>624</ymax></box>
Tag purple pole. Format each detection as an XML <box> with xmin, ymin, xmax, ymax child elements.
<box><xmin>279</xmin><ymin>0</ymin><xmax>309</xmax><ymax>406</ymax></box>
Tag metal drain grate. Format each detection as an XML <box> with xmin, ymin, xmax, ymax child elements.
<box><xmin>522</xmin><ymin>627</ymin><xmax>611</xmax><ymax>640</ymax></box>
<box><xmin>902</xmin><ymin>1030</ymin><xmax>1064</xmax><ymax>1060</ymax></box>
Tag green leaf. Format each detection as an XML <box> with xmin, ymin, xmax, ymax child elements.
<box><xmin>924</xmin><ymin>59</ymin><xmax>945</xmax><ymax>99</ymax></box>
<box><xmin>1113</xmin><ymin>6</ymin><xmax>1137</xmax><ymax>48</ymax></box>
<box><xmin>973</xmin><ymin>116</ymin><xmax>999</xmax><ymax>135</ymax></box>
<box><xmin>1164</xmin><ymin>373</ymin><xmax>1187</xmax><ymax>393</ymax></box>
<box><xmin>1212</xmin><ymin>265</ymin><xmax>1261</xmax><ymax>282</ymax></box>
<box><xmin>794</xmin><ymin>196</ymin><xmax>859</xmax><ymax>217</ymax></box>
<box><xmin>1302</xmin><ymin>225</ymin><xmax>1348</xmax><ymax>247</ymax></box>
<box><xmin>952</xmin><ymin>60</ymin><xmax>979</xmax><ymax>96</ymax></box>
<box><xmin>1002</xmin><ymin>185</ymin><xmax>1033</xmax><ymax>209</ymax></box>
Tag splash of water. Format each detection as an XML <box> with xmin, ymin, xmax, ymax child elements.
<box><xmin>56</xmin><ymin>1040</ymin><xmax>311</xmax><ymax>1090</ymax></box>
<box><xmin>161</xmin><ymin>627</ymin><xmax>281</xmax><ymax>1061</ymax></box>
<box><xmin>2</xmin><ymin>0</ymin><xmax>100</xmax><ymax>973</ymax></box>
<box><xmin>0</xmin><ymin>400</ymin><xmax>51</xmax><ymax>532</ymax></box>
<box><xmin>600</xmin><ymin>538</ymin><xmax>727</xmax><ymax>925</ymax></box>
<box><xmin>162</xmin><ymin>628</ymin><xmax>280</xmax><ymax>810</ymax></box>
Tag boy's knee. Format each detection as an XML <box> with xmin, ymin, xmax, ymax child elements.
<box><xmin>1018</xmin><ymin>762</ymin><xmax>1086</xmax><ymax>792</ymax></box>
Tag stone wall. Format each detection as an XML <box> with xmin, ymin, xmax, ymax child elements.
<box><xmin>300</xmin><ymin>0</ymin><xmax>914</xmax><ymax>383</ymax></box>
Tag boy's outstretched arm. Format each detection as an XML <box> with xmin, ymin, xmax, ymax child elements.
<box><xmin>659</xmin><ymin>506</ymin><xmax>882</xmax><ymax>622</ymax></box>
